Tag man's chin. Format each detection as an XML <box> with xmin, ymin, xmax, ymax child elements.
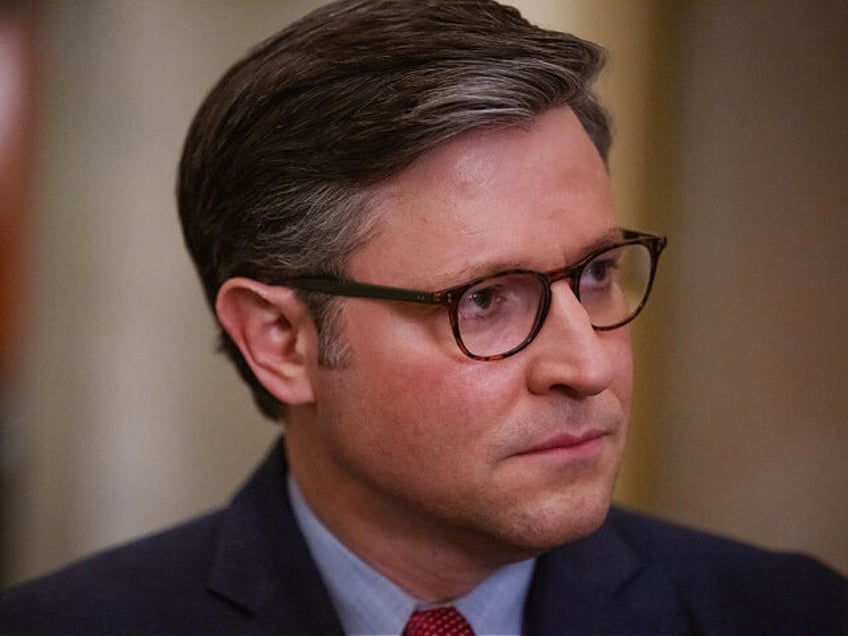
<box><xmin>490</xmin><ymin>491</ymin><xmax>613</xmax><ymax>557</ymax></box>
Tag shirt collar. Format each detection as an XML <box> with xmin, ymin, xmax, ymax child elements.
<box><xmin>288</xmin><ymin>475</ymin><xmax>535</xmax><ymax>636</ymax></box>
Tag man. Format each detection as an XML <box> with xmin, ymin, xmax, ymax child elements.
<box><xmin>1</xmin><ymin>0</ymin><xmax>845</xmax><ymax>633</ymax></box>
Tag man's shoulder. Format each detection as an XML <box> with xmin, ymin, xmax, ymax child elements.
<box><xmin>0</xmin><ymin>510</ymin><xmax>240</xmax><ymax>633</ymax></box>
<box><xmin>0</xmin><ymin>440</ymin><xmax>339</xmax><ymax>635</ymax></box>
<box><xmin>605</xmin><ymin>505</ymin><xmax>847</xmax><ymax>631</ymax></box>
<box><xmin>607</xmin><ymin>504</ymin><xmax>841</xmax><ymax>574</ymax></box>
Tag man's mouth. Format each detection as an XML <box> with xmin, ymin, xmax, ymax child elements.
<box><xmin>514</xmin><ymin>430</ymin><xmax>609</xmax><ymax>458</ymax></box>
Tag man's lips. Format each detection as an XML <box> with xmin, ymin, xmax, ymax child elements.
<box><xmin>513</xmin><ymin>430</ymin><xmax>609</xmax><ymax>457</ymax></box>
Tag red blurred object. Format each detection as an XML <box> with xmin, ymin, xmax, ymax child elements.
<box><xmin>0</xmin><ymin>5</ymin><xmax>39</xmax><ymax>382</ymax></box>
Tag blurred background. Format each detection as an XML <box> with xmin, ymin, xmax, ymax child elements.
<box><xmin>1</xmin><ymin>0</ymin><xmax>845</xmax><ymax>586</ymax></box>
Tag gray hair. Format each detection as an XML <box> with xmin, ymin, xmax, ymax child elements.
<box><xmin>177</xmin><ymin>0</ymin><xmax>610</xmax><ymax>420</ymax></box>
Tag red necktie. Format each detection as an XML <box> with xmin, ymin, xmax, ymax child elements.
<box><xmin>402</xmin><ymin>607</ymin><xmax>476</xmax><ymax>636</ymax></box>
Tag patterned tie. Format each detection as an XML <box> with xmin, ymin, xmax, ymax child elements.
<box><xmin>402</xmin><ymin>607</ymin><xmax>476</xmax><ymax>636</ymax></box>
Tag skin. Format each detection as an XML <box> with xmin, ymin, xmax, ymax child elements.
<box><xmin>221</xmin><ymin>106</ymin><xmax>632</xmax><ymax>602</ymax></box>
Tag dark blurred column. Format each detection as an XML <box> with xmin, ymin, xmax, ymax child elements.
<box><xmin>0</xmin><ymin>0</ymin><xmax>39</xmax><ymax>585</ymax></box>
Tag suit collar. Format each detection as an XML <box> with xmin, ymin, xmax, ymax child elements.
<box><xmin>524</xmin><ymin>508</ymin><xmax>695</xmax><ymax>634</ymax></box>
<box><xmin>205</xmin><ymin>438</ymin><xmax>344</xmax><ymax>634</ymax></box>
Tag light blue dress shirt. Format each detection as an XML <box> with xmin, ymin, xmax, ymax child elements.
<box><xmin>288</xmin><ymin>476</ymin><xmax>535</xmax><ymax>636</ymax></box>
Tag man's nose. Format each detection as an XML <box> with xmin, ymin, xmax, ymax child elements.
<box><xmin>524</xmin><ymin>283</ymin><xmax>617</xmax><ymax>397</ymax></box>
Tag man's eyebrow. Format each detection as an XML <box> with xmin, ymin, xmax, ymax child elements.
<box><xmin>579</xmin><ymin>227</ymin><xmax>626</xmax><ymax>256</ymax></box>
<box><xmin>439</xmin><ymin>259</ymin><xmax>528</xmax><ymax>289</ymax></box>
<box><xmin>435</xmin><ymin>227</ymin><xmax>626</xmax><ymax>290</ymax></box>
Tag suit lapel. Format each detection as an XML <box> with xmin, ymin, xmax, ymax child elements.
<box><xmin>523</xmin><ymin>509</ymin><xmax>694</xmax><ymax>634</ymax></box>
<box><xmin>205</xmin><ymin>439</ymin><xmax>344</xmax><ymax>635</ymax></box>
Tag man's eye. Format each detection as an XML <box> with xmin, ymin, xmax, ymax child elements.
<box><xmin>460</xmin><ymin>285</ymin><xmax>505</xmax><ymax>319</ymax></box>
<box><xmin>583</xmin><ymin>257</ymin><xmax>618</xmax><ymax>289</ymax></box>
<box><xmin>469</xmin><ymin>289</ymin><xmax>494</xmax><ymax>309</ymax></box>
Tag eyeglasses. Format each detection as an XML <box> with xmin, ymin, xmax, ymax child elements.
<box><xmin>282</xmin><ymin>229</ymin><xmax>667</xmax><ymax>361</ymax></box>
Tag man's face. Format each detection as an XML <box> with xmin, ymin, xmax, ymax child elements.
<box><xmin>291</xmin><ymin>106</ymin><xmax>632</xmax><ymax>564</ymax></box>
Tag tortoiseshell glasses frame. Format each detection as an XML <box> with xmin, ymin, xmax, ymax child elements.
<box><xmin>281</xmin><ymin>229</ymin><xmax>667</xmax><ymax>361</ymax></box>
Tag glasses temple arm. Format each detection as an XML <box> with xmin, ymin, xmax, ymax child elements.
<box><xmin>281</xmin><ymin>278</ymin><xmax>443</xmax><ymax>305</ymax></box>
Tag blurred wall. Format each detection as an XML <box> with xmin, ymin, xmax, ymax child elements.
<box><xmin>644</xmin><ymin>0</ymin><xmax>848</xmax><ymax>571</ymax></box>
<box><xmin>3</xmin><ymin>0</ymin><xmax>846</xmax><ymax>586</ymax></box>
<box><xmin>3</xmin><ymin>0</ymin><xmax>315</xmax><ymax>585</ymax></box>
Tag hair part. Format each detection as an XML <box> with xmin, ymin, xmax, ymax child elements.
<box><xmin>177</xmin><ymin>0</ymin><xmax>611</xmax><ymax>420</ymax></box>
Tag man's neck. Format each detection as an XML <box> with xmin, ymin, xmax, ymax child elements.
<box><xmin>294</xmin><ymin>465</ymin><xmax>502</xmax><ymax>600</ymax></box>
<box><xmin>287</xmin><ymin>472</ymin><xmax>535</xmax><ymax>636</ymax></box>
<box><xmin>285</xmin><ymin>427</ymin><xmax>532</xmax><ymax>601</ymax></box>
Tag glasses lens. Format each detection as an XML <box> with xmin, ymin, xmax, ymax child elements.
<box><xmin>578</xmin><ymin>243</ymin><xmax>653</xmax><ymax>329</ymax></box>
<box><xmin>456</xmin><ymin>273</ymin><xmax>545</xmax><ymax>358</ymax></box>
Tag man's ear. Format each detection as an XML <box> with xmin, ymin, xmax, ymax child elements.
<box><xmin>215</xmin><ymin>278</ymin><xmax>319</xmax><ymax>406</ymax></box>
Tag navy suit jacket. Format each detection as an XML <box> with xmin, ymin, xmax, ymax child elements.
<box><xmin>1</xmin><ymin>440</ymin><xmax>845</xmax><ymax>634</ymax></box>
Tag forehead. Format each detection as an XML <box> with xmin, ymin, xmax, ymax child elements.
<box><xmin>350</xmin><ymin>107</ymin><xmax>616</xmax><ymax>287</ymax></box>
